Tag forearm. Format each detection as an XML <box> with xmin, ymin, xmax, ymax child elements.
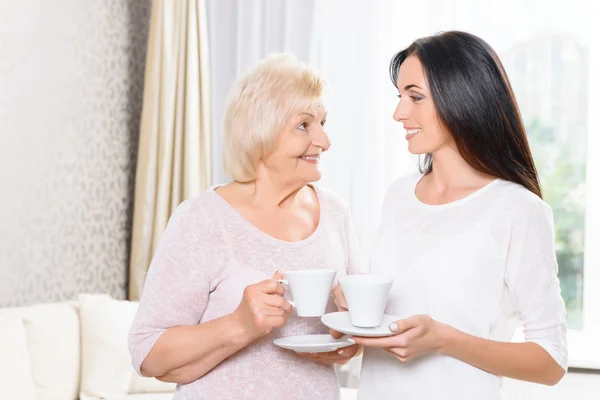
<box><xmin>141</xmin><ymin>313</ymin><xmax>250</xmax><ymax>382</ymax></box>
<box><xmin>438</xmin><ymin>323</ymin><xmax>565</xmax><ymax>385</ymax></box>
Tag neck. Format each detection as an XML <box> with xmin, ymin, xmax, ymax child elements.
<box><xmin>429</xmin><ymin>146</ymin><xmax>491</xmax><ymax>189</ymax></box>
<box><xmin>244</xmin><ymin>167</ymin><xmax>306</xmax><ymax>208</ymax></box>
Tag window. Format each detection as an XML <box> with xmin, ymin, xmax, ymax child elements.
<box><xmin>503</xmin><ymin>29</ymin><xmax>588</xmax><ymax>331</ymax></box>
<box><xmin>452</xmin><ymin>0</ymin><xmax>599</xmax><ymax>367</ymax></box>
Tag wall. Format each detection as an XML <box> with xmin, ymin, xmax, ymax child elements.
<box><xmin>0</xmin><ymin>0</ymin><xmax>151</xmax><ymax>306</ymax></box>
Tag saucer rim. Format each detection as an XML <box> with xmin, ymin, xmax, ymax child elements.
<box><xmin>320</xmin><ymin>311</ymin><xmax>399</xmax><ymax>337</ymax></box>
<box><xmin>273</xmin><ymin>333</ymin><xmax>356</xmax><ymax>353</ymax></box>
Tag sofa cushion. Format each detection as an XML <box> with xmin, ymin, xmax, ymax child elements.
<box><xmin>19</xmin><ymin>301</ymin><xmax>80</xmax><ymax>400</ymax></box>
<box><xmin>81</xmin><ymin>394</ymin><xmax>175</xmax><ymax>400</ymax></box>
<box><xmin>0</xmin><ymin>302</ymin><xmax>80</xmax><ymax>400</ymax></box>
<box><xmin>0</xmin><ymin>314</ymin><xmax>37</xmax><ymax>400</ymax></box>
<box><xmin>79</xmin><ymin>294</ymin><xmax>175</xmax><ymax>398</ymax></box>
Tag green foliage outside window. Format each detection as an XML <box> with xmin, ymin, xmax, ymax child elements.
<box><xmin>527</xmin><ymin>118</ymin><xmax>586</xmax><ymax>329</ymax></box>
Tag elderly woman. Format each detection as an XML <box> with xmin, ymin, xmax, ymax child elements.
<box><xmin>128</xmin><ymin>54</ymin><xmax>362</xmax><ymax>400</ymax></box>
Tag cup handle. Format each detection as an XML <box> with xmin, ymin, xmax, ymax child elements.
<box><xmin>276</xmin><ymin>279</ymin><xmax>295</xmax><ymax>308</ymax></box>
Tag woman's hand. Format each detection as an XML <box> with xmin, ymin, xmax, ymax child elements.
<box><xmin>298</xmin><ymin>343</ymin><xmax>361</xmax><ymax>366</ymax></box>
<box><xmin>329</xmin><ymin>282</ymin><xmax>350</xmax><ymax>337</ymax></box>
<box><xmin>352</xmin><ymin>314</ymin><xmax>446</xmax><ymax>362</ymax></box>
<box><xmin>231</xmin><ymin>271</ymin><xmax>293</xmax><ymax>343</ymax></box>
<box><xmin>332</xmin><ymin>282</ymin><xmax>348</xmax><ymax>311</ymax></box>
<box><xmin>298</xmin><ymin>283</ymin><xmax>363</xmax><ymax>365</ymax></box>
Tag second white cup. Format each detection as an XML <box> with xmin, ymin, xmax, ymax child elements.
<box><xmin>339</xmin><ymin>274</ymin><xmax>394</xmax><ymax>327</ymax></box>
<box><xmin>278</xmin><ymin>269</ymin><xmax>337</xmax><ymax>317</ymax></box>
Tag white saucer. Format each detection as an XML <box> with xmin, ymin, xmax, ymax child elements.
<box><xmin>273</xmin><ymin>334</ymin><xmax>355</xmax><ymax>353</ymax></box>
<box><xmin>321</xmin><ymin>312</ymin><xmax>399</xmax><ymax>337</ymax></box>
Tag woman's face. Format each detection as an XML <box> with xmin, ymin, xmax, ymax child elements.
<box><xmin>262</xmin><ymin>102</ymin><xmax>331</xmax><ymax>184</ymax></box>
<box><xmin>393</xmin><ymin>55</ymin><xmax>451</xmax><ymax>155</ymax></box>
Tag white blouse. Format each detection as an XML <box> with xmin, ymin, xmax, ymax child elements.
<box><xmin>358</xmin><ymin>173</ymin><xmax>568</xmax><ymax>400</ymax></box>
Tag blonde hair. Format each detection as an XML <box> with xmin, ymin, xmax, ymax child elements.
<box><xmin>223</xmin><ymin>53</ymin><xmax>326</xmax><ymax>182</ymax></box>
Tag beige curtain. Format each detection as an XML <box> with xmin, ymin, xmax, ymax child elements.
<box><xmin>129</xmin><ymin>0</ymin><xmax>211</xmax><ymax>300</ymax></box>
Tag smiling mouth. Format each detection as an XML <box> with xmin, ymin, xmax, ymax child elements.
<box><xmin>299</xmin><ymin>155</ymin><xmax>320</xmax><ymax>163</ymax></box>
<box><xmin>405</xmin><ymin>128</ymin><xmax>421</xmax><ymax>140</ymax></box>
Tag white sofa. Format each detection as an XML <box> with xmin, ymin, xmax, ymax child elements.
<box><xmin>0</xmin><ymin>294</ymin><xmax>359</xmax><ymax>400</ymax></box>
<box><xmin>0</xmin><ymin>294</ymin><xmax>176</xmax><ymax>400</ymax></box>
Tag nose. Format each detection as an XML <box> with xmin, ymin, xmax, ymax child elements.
<box><xmin>312</xmin><ymin>125</ymin><xmax>331</xmax><ymax>152</ymax></box>
<box><xmin>393</xmin><ymin>97</ymin><xmax>409</xmax><ymax>122</ymax></box>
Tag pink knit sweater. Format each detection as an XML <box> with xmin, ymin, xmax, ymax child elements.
<box><xmin>128</xmin><ymin>185</ymin><xmax>362</xmax><ymax>400</ymax></box>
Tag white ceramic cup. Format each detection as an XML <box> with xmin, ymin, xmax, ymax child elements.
<box><xmin>277</xmin><ymin>269</ymin><xmax>337</xmax><ymax>317</ymax></box>
<box><xmin>339</xmin><ymin>274</ymin><xmax>394</xmax><ymax>327</ymax></box>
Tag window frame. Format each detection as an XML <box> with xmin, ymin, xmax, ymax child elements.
<box><xmin>568</xmin><ymin>29</ymin><xmax>600</xmax><ymax>368</ymax></box>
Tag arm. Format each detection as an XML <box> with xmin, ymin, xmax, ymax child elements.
<box><xmin>149</xmin><ymin>314</ymin><xmax>248</xmax><ymax>383</ymax></box>
<box><xmin>443</xmin><ymin>197</ymin><xmax>567</xmax><ymax>384</ymax></box>
<box><xmin>354</xmin><ymin>200</ymin><xmax>567</xmax><ymax>386</ymax></box>
<box><xmin>148</xmin><ymin>274</ymin><xmax>289</xmax><ymax>383</ymax></box>
<box><xmin>331</xmin><ymin>203</ymin><xmax>362</xmax><ymax>312</ymax></box>
<box><xmin>354</xmin><ymin>315</ymin><xmax>564</xmax><ymax>385</ymax></box>
<box><xmin>499</xmin><ymin>200</ymin><xmax>568</xmax><ymax>383</ymax></box>
<box><xmin>129</xmin><ymin>202</ymin><xmax>291</xmax><ymax>384</ymax></box>
<box><xmin>440</xmin><ymin>324</ymin><xmax>565</xmax><ymax>385</ymax></box>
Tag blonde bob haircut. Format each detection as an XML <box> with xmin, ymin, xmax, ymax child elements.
<box><xmin>223</xmin><ymin>53</ymin><xmax>327</xmax><ymax>182</ymax></box>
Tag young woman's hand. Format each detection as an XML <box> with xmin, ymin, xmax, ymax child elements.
<box><xmin>352</xmin><ymin>314</ymin><xmax>447</xmax><ymax>362</ymax></box>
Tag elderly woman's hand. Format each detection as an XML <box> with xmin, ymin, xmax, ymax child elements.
<box><xmin>298</xmin><ymin>282</ymin><xmax>363</xmax><ymax>365</ymax></box>
<box><xmin>332</xmin><ymin>283</ymin><xmax>348</xmax><ymax>311</ymax></box>
<box><xmin>231</xmin><ymin>272</ymin><xmax>293</xmax><ymax>342</ymax></box>
<box><xmin>298</xmin><ymin>342</ymin><xmax>361</xmax><ymax>366</ymax></box>
<box><xmin>329</xmin><ymin>283</ymin><xmax>349</xmax><ymax>338</ymax></box>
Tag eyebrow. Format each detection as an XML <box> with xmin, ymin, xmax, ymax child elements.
<box><xmin>298</xmin><ymin>112</ymin><xmax>328</xmax><ymax>119</ymax></box>
<box><xmin>404</xmin><ymin>84</ymin><xmax>423</xmax><ymax>91</ymax></box>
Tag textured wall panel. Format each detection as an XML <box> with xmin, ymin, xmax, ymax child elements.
<box><xmin>0</xmin><ymin>0</ymin><xmax>151</xmax><ymax>306</ymax></box>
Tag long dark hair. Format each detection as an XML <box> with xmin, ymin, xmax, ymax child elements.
<box><xmin>390</xmin><ymin>31</ymin><xmax>542</xmax><ymax>198</ymax></box>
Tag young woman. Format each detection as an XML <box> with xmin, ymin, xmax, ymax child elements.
<box><xmin>351</xmin><ymin>31</ymin><xmax>567</xmax><ymax>399</ymax></box>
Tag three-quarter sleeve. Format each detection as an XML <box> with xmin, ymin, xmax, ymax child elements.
<box><xmin>128</xmin><ymin>200</ymin><xmax>211</xmax><ymax>375</ymax></box>
<box><xmin>505</xmin><ymin>200</ymin><xmax>568</xmax><ymax>370</ymax></box>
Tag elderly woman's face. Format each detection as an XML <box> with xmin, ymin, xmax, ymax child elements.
<box><xmin>263</xmin><ymin>103</ymin><xmax>330</xmax><ymax>183</ymax></box>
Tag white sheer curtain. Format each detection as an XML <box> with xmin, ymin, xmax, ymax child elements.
<box><xmin>206</xmin><ymin>0</ymin><xmax>316</xmax><ymax>185</ymax></box>
<box><xmin>310</xmin><ymin>0</ymin><xmax>453</xmax><ymax>261</ymax></box>
<box><xmin>308</xmin><ymin>0</ymin><xmax>454</xmax><ymax>388</ymax></box>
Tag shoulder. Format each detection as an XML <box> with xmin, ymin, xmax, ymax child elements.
<box><xmin>168</xmin><ymin>188</ymin><xmax>224</xmax><ymax>228</ymax></box>
<box><xmin>491</xmin><ymin>179</ymin><xmax>553</xmax><ymax>224</ymax></box>
<box><xmin>382</xmin><ymin>171</ymin><xmax>422</xmax><ymax>208</ymax></box>
<box><xmin>494</xmin><ymin>179</ymin><xmax>551</xmax><ymax>213</ymax></box>
<box><xmin>314</xmin><ymin>185</ymin><xmax>351</xmax><ymax>219</ymax></box>
<box><xmin>388</xmin><ymin>171</ymin><xmax>422</xmax><ymax>196</ymax></box>
<box><xmin>317</xmin><ymin>185</ymin><xmax>349</xmax><ymax>210</ymax></box>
